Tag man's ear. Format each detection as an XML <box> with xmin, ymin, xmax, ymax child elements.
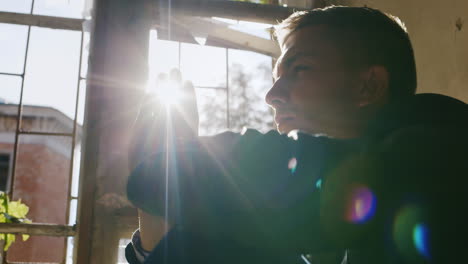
<box><xmin>356</xmin><ymin>65</ymin><xmax>389</xmax><ymax>108</ymax></box>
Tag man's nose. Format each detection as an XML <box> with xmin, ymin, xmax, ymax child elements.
<box><xmin>265</xmin><ymin>77</ymin><xmax>289</xmax><ymax>107</ymax></box>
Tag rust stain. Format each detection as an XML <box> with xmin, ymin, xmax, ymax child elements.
<box><xmin>456</xmin><ymin>18</ymin><xmax>463</xmax><ymax>31</ymax></box>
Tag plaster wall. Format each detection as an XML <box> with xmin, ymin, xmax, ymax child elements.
<box><xmin>328</xmin><ymin>0</ymin><xmax>468</xmax><ymax>102</ymax></box>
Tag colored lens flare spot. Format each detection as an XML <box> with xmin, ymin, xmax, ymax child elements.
<box><xmin>315</xmin><ymin>179</ymin><xmax>322</xmax><ymax>189</ymax></box>
<box><xmin>413</xmin><ymin>223</ymin><xmax>430</xmax><ymax>259</ymax></box>
<box><xmin>346</xmin><ymin>186</ymin><xmax>376</xmax><ymax>223</ymax></box>
<box><xmin>393</xmin><ymin>205</ymin><xmax>430</xmax><ymax>262</ymax></box>
<box><xmin>288</xmin><ymin>157</ymin><xmax>297</xmax><ymax>174</ymax></box>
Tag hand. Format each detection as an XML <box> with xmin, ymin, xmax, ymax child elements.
<box><xmin>128</xmin><ymin>68</ymin><xmax>199</xmax><ymax>251</ymax></box>
<box><xmin>128</xmin><ymin>68</ymin><xmax>199</xmax><ymax>172</ymax></box>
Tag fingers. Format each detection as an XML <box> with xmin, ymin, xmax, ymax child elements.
<box><xmin>129</xmin><ymin>68</ymin><xmax>200</xmax><ymax>170</ymax></box>
<box><xmin>165</xmin><ymin>69</ymin><xmax>199</xmax><ymax>138</ymax></box>
<box><xmin>128</xmin><ymin>94</ymin><xmax>166</xmax><ymax>171</ymax></box>
<box><xmin>182</xmin><ymin>80</ymin><xmax>199</xmax><ymax>134</ymax></box>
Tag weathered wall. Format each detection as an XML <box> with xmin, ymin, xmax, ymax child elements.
<box><xmin>328</xmin><ymin>0</ymin><xmax>468</xmax><ymax>102</ymax></box>
<box><xmin>0</xmin><ymin>111</ymin><xmax>72</xmax><ymax>262</ymax></box>
<box><xmin>0</xmin><ymin>142</ymin><xmax>69</xmax><ymax>263</ymax></box>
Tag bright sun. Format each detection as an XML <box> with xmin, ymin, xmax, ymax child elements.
<box><xmin>154</xmin><ymin>80</ymin><xmax>184</xmax><ymax>106</ymax></box>
<box><xmin>146</xmin><ymin>76</ymin><xmax>185</xmax><ymax>107</ymax></box>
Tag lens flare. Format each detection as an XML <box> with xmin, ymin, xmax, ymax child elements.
<box><xmin>346</xmin><ymin>186</ymin><xmax>376</xmax><ymax>223</ymax></box>
<box><xmin>146</xmin><ymin>79</ymin><xmax>184</xmax><ymax>106</ymax></box>
<box><xmin>241</xmin><ymin>126</ymin><xmax>248</xmax><ymax>135</ymax></box>
<box><xmin>288</xmin><ymin>157</ymin><xmax>297</xmax><ymax>174</ymax></box>
<box><xmin>393</xmin><ymin>205</ymin><xmax>431</xmax><ymax>261</ymax></box>
<box><xmin>156</xmin><ymin>80</ymin><xmax>183</xmax><ymax>106</ymax></box>
<box><xmin>413</xmin><ymin>223</ymin><xmax>430</xmax><ymax>259</ymax></box>
<box><xmin>287</xmin><ymin>129</ymin><xmax>299</xmax><ymax>140</ymax></box>
<box><xmin>315</xmin><ymin>178</ymin><xmax>322</xmax><ymax>189</ymax></box>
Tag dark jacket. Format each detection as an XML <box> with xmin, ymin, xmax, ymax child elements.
<box><xmin>127</xmin><ymin>94</ymin><xmax>468</xmax><ymax>264</ymax></box>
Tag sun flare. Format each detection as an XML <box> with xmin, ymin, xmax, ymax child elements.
<box><xmin>147</xmin><ymin>79</ymin><xmax>184</xmax><ymax>106</ymax></box>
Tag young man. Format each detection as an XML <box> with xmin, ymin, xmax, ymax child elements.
<box><xmin>126</xmin><ymin>5</ymin><xmax>426</xmax><ymax>264</ymax></box>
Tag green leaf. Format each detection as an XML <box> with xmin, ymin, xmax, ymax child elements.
<box><xmin>0</xmin><ymin>194</ymin><xmax>32</xmax><ymax>250</ymax></box>
<box><xmin>4</xmin><ymin>234</ymin><xmax>15</xmax><ymax>251</ymax></box>
<box><xmin>8</xmin><ymin>201</ymin><xmax>29</xmax><ymax>219</ymax></box>
<box><xmin>22</xmin><ymin>219</ymin><xmax>32</xmax><ymax>240</ymax></box>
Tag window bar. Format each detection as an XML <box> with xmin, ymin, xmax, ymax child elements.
<box><xmin>5</xmin><ymin>1</ymin><xmax>35</xmax><ymax>262</ymax></box>
<box><xmin>178</xmin><ymin>41</ymin><xmax>181</xmax><ymax>70</ymax></box>
<box><xmin>17</xmin><ymin>131</ymin><xmax>74</xmax><ymax>137</ymax></box>
<box><xmin>0</xmin><ymin>72</ymin><xmax>22</xmax><ymax>77</ymax></box>
<box><xmin>8</xmin><ymin>3</ymin><xmax>34</xmax><ymax>199</ymax></box>
<box><xmin>226</xmin><ymin>48</ymin><xmax>230</xmax><ymax>129</ymax></box>
<box><xmin>194</xmin><ymin>86</ymin><xmax>227</xmax><ymax>90</ymax></box>
<box><xmin>61</xmin><ymin>29</ymin><xmax>85</xmax><ymax>264</ymax></box>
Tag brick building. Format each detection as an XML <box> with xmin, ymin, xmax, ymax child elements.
<box><xmin>0</xmin><ymin>100</ymin><xmax>81</xmax><ymax>263</ymax></box>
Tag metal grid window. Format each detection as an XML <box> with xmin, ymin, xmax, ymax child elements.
<box><xmin>148</xmin><ymin>31</ymin><xmax>275</xmax><ymax>137</ymax></box>
<box><xmin>1</xmin><ymin>1</ymin><xmax>283</xmax><ymax>263</ymax></box>
<box><xmin>0</xmin><ymin>0</ymin><xmax>86</xmax><ymax>262</ymax></box>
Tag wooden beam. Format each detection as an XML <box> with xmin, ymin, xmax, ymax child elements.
<box><xmin>151</xmin><ymin>0</ymin><xmax>308</xmax><ymax>25</ymax></box>
<box><xmin>0</xmin><ymin>223</ymin><xmax>75</xmax><ymax>237</ymax></box>
<box><xmin>0</xmin><ymin>1</ymin><xmax>314</xmax><ymax>32</ymax></box>
<box><xmin>173</xmin><ymin>16</ymin><xmax>281</xmax><ymax>57</ymax></box>
<box><xmin>0</xmin><ymin>0</ymin><xmax>314</xmax><ymax>32</ymax></box>
<box><xmin>75</xmin><ymin>0</ymin><xmax>152</xmax><ymax>263</ymax></box>
<box><xmin>0</xmin><ymin>11</ymin><xmax>83</xmax><ymax>31</ymax></box>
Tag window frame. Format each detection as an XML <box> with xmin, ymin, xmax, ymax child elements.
<box><xmin>0</xmin><ymin>151</ymin><xmax>13</xmax><ymax>193</ymax></box>
<box><xmin>0</xmin><ymin>3</ymin><xmax>84</xmax><ymax>263</ymax></box>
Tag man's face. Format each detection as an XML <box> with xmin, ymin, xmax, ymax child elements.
<box><xmin>266</xmin><ymin>25</ymin><xmax>364</xmax><ymax>138</ymax></box>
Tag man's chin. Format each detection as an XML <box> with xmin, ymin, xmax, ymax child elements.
<box><xmin>276</xmin><ymin>123</ymin><xmax>326</xmax><ymax>137</ymax></box>
<box><xmin>276</xmin><ymin>123</ymin><xmax>297</xmax><ymax>135</ymax></box>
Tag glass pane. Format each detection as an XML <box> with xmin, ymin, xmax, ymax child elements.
<box><xmin>66</xmin><ymin>237</ymin><xmax>74</xmax><ymax>264</ymax></box>
<box><xmin>13</xmin><ymin>135</ymin><xmax>72</xmax><ymax>224</ymax></box>
<box><xmin>230</xmin><ymin>21</ymin><xmax>273</xmax><ymax>39</ymax></box>
<box><xmin>228</xmin><ymin>49</ymin><xmax>275</xmax><ymax>133</ymax></box>
<box><xmin>8</xmin><ymin>134</ymin><xmax>72</xmax><ymax>262</ymax></box>
<box><xmin>278</xmin><ymin>0</ymin><xmax>315</xmax><ymax>8</ymax></box>
<box><xmin>0</xmin><ymin>0</ymin><xmax>32</xmax><ymax>13</ymax></box>
<box><xmin>71</xmin><ymin>142</ymin><xmax>81</xmax><ymax>197</ymax></box>
<box><xmin>33</xmin><ymin>0</ymin><xmax>86</xmax><ymax>19</ymax></box>
<box><xmin>0</xmin><ymin>75</ymin><xmax>22</xmax><ymax>105</ymax></box>
<box><xmin>148</xmin><ymin>31</ymin><xmax>180</xmax><ymax>85</ymax></box>
<box><xmin>0</xmin><ymin>76</ymin><xmax>21</xmax><ymax>148</ymax></box>
<box><xmin>7</xmin><ymin>236</ymin><xmax>66</xmax><ymax>263</ymax></box>
<box><xmin>181</xmin><ymin>43</ymin><xmax>226</xmax><ymax>88</ymax></box>
<box><xmin>0</xmin><ymin>76</ymin><xmax>21</xmax><ymax>192</ymax></box>
<box><xmin>70</xmin><ymin>80</ymin><xmax>85</xmax><ymax>198</ymax></box>
<box><xmin>80</xmin><ymin>31</ymin><xmax>90</xmax><ymax>78</ymax></box>
<box><xmin>22</xmin><ymin>27</ymin><xmax>81</xmax><ymax>133</ymax></box>
<box><xmin>77</xmin><ymin>79</ymin><xmax>87</xmax><ymax>125</ymax></box>
<box><xmin>68</xmin><ymin>198</ymin><xmax>77</xmax><ymax>225</ymax></box>
<box><xmin>0</xmin><ymin>153</ymin><xmax>10</xmax><ymax>191</ymax></box>
<box><xmin>0</xmin><ymin>23</ymin><xmax>28</xmax><ymax>74</ymax></box>
<box><xmin>196</xmin><ymin>88</ymin><xmax>227</xmax><ymax>136</ymax></box>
